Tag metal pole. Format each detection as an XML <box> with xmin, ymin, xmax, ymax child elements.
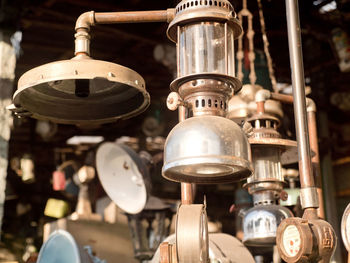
<box><xmin>285</xmin><ymin>0</ymin><xmax>318</xmax><ymax>213</ymax></box>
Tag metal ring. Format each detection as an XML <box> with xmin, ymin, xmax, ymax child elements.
<box><xmin>176</xmin><ymin>204</ymin><xmax>209</xmax><ymax>262</ymax></box>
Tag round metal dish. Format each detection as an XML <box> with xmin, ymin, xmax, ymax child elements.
<box><xmin>249</xmin><ymin>137</ymin><xmax>298</xmax><ymax>165</ymax></box>
<box><xmin>12</xmin><ymin>57</ymin><xmax>150</xmax><ymax>125</ymax></box>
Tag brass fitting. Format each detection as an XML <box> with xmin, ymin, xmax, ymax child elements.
<box><xmin>277</xmin><ymin>217</ymin><xmax>337</xmax><ymax>262</ymax></box>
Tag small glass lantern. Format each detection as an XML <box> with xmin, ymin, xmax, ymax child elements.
<box><xmin>126</xmin><ymin>197</ymin><xmax>173</xmax><ymax>262</ymax></box>
<box><xmin>167</xmin><ymin>0</ymin><xmax>242</xmax><ymax>94</ymax></box>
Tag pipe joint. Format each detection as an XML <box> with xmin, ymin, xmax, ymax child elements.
<box><xmin>306</xmin><ymin>98</ymin><xmax>317</xmax><ymax>113</ymax></box>
<box><xmin>300</xmin><ymin>187</ymin><xmax>319</xmax><ymax>209</ymax></box>
<box><xmin>74</xmin><ymin>29</ymin><xmax>91</xmax><ymax>56</ymax></box>
<box><xmin>255</xmin><ymin>89</ymin><xmax>271</xmax><ymax>103</ymax></box>
<box><xmin>166</xmin><ymin>8</ymin><xmax>176</xmax><ymax>23</ymax></box>
<box><xmin>75</xmin><ymin>11</ymin><xmax>95</xmax><ymax>31</ymax></box>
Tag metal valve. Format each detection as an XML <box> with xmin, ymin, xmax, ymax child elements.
<box><xmin>276</xmin><ymin>217</ymin><xmax>336</xmax><ymax>262</ymax></box>
<box><xmin>166</xmin><ymin>92</ymin><xmax>183</xmax><ymax>111</ymax></box>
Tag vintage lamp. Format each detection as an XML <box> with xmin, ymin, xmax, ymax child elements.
<box><xmin>96</xmin><ymin>142</ymin><xmax>173</xmax><ymax>262</ymax></box>
<box><xmin>240</xmin><ymin>108</ymin><xmax>297</xmax><ymax>247</ymax></box>
<box><xmin>163</xmin><ymin>0</ymin><xmax>253</xmax><ymax>184</ymax></box>
<box><xmin>160</xmin><ymin>1</ymin><xmax>253</xmax><ymax>262</ymax></box>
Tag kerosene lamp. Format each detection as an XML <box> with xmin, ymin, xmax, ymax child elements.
<box><xmin>162</xmin><ymin>1</ymin><xmax>253</xmax><ymax>262</ymax></box>
<box><xmin>163</xmin><ymin>0</ymin><xmax>252</xmax><ymax>185</ymax></box>
<box><xmin>239</xmin><ymin>101</ymin><xmax>296</xmax><ymax>247</ymax></box>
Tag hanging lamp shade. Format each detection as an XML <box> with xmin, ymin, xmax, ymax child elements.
<box><xmin>162</xmin><ymin>116</ymin><xmax>252</xmax><ymax>184</ymax></box>
<box><xmin>10</xmin><ymin>57</ymin><xmax>150</xmax><ymax>125</ymax></box>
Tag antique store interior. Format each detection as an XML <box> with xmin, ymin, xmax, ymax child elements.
<box><xmin>0</xmin><ymin>0</ymin><xmax>350</xmax><ymax>262</ymax></box>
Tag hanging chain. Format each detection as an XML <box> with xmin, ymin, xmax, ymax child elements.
<box><xmin>257</xmin><ymin>0</ymin><xmax>278</xmax><ymax>93</ymax></box>
<box><xmin>237</xmin><ymin>0</ymin><xmax>256</xmax><ymax>86</ymax></box>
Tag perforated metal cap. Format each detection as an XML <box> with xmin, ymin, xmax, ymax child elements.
<box><xmin>167</xmin><ymin>0</ymin><xmax>242</xmax><ymax>42</ymax></box>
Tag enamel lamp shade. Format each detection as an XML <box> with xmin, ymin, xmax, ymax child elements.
<box><xmin>96</xmin><ymin>142</ymin><xmax>149</xmax><ymax>214</ymax></box>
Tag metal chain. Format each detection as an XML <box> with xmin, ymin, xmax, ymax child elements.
<box><xmin>257</xmin><ymin>0</ymin><xmax>278</xmax><ymax>92</ymax></box>
<box><xmin>237</xmin><ymin>0</ymin><xmax>256</xmax><ymax>86</ymax></box>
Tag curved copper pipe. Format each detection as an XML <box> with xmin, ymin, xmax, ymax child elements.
<box><xmin>74</xmin><ymin>9</ymin><xmax>175</xmax><ymax>56</ymax></box>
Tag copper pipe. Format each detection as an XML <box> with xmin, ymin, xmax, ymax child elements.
<box><xmin>181</xmin><ymin>183</ymin><xmax>194</xmax><ymax>205</ymax></box>
<box><xmin>74</xmin><ymin>9</ymin><xmax>175</xmax><ymax>56</ymax></box>
<box><xmin>258</xmin><ymin>89</ymin><xmax>326</xmax><ymax>217</ymax></box>
<box><xmin>178</xmin><ymin>105</ymin><xmax>194</xmax><ymax>205</ymax></box>
<box><xmin>160</xmin><ymin>242</ymin><xmax>171</xmax><ymax>263</ymax></box>
<box><xmin>255</xmin><ymin>89</ymin><xmax>294</xmax><ymax>105</ymax></box>
<box><xmin>95</xmin><ymin>10</ymin><xmax>175</xmax><ymax>24</ymax></box>
<box><xmin>270</xmin><ymin>92</ymin><xmax>294</xmax><ymax>104</ymax></box>
<box><xmin>76</xmin><ymin>9</ymin><xmax>175</xmax><ymax>30</ymax></box>
<box><xmin>256</xmin><ymin>101</ymin><xmax>265</xmax><ymax>114</ymax></box>
<box><xmin>307</xmin><ymin>105</ymin><xmax>325</xmax><ymax>219</ymax></box>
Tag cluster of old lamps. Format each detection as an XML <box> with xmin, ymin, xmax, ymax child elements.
<box><xmin>10</xmin><ymin>0</ymin><xmax>338</xmax><ymax>262</ymax></box>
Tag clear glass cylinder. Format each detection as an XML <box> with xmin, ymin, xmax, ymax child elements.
<box><xmin>248</xmin><ymin>146</ymin><xmax>283</xmax><ymax>183</ymax></box>
<box><xmin>178</xmin><ymin>22</ymin><xmax>235</xmax><ymax>77</ymax></box>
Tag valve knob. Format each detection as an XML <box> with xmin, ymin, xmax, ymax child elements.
<box><xmin>166</xmin><ymin>92</ymin><xmax>182</xmax><ymax>111</ymax></box>
<box><xmin>280</xmin><ymin>190</ymin><xmax>289</xmax><ymax>202</ymax></box>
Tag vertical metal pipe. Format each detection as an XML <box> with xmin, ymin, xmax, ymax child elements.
<box><xmin>285</xmin><ymin>0</ymin><xmax>318</xmax><ymax>209</ymax></box>
<box><xmin>307</xmin><ymin>109</ymin><xmax>325</xmax><ymax>219</ymax></box>
<box><xmin>256</xmin><ymin>101</ymin><xmax>265</xmax><ymax>114</ymax></box>
<box><xmin>224</xmin><ymin>22</ymin><xmax>228</xmax><ymax>75</ymax></box>
<box><xmin>178</xmin><ymin>105</ymin><xmax>194</xmax><ymax>205</ymax></box>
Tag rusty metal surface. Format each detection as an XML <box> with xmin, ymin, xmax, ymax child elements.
<box><xmin>277</xmin><ymin>217</ymin><xmax>336</xmax><ymax>262</ymax></box>
<box><xmin>12</xmin><ymin>57</ymin><xmax>150</xmax><ymax>125</ymax></box>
